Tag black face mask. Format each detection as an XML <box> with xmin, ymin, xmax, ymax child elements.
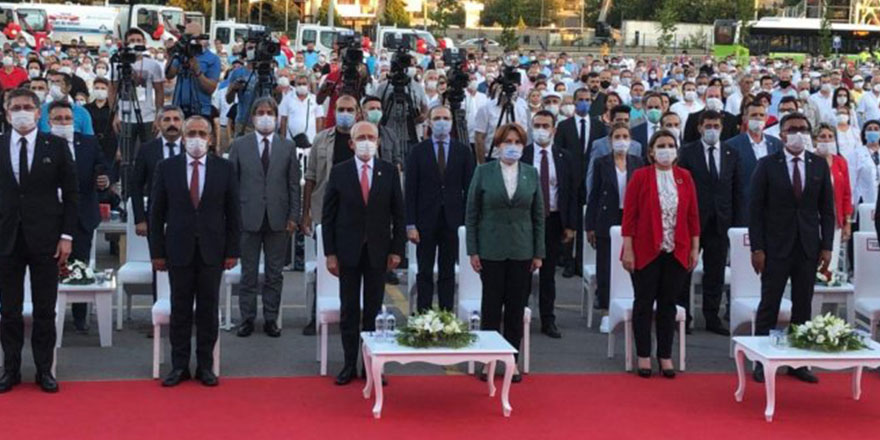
<box><xmin>779</xmin><ymin>80</ymin><xmax>791</xmax><ymax>89</ymax></box>
<box><xmin>581</xmin><ymin>75</ymin><xmax>589</xmax><ymax>83</ymax></box>
<box><xmin>529</xmin><ymin>76</ymin><xmax>537</xmax><ymax>82</ymax></box>
<box><xmin>600</xmin><ymin>80</ymin><xmax>611</xmax><ymax>89</ymax></box>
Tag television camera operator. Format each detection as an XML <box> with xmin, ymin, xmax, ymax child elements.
<box><xmin>166</xmin><ymin>22</ymin><xmax>221</xmax><ymax>119</ymax></box>
<box><xmin>316</xmin><ymin>31</ymin><xmax>372</xmax><ymax>129</ymax></box>
<box><xmin>110</xmin><ymin>28</ymin><xmax>165</xmax><ymax>146</ymax></box>
<box><xmin>226</xmin><ymin>29</ymin><xmax>282</xmax><ymax>135</ymax></box>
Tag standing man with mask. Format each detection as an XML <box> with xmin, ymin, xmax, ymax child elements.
<box><xmin>167</xmin><ymin>22</ymin><xmax>221</xmax><ymax>119</ymax></box>
<box><xmin>39</xmin><ymin>71</ymin><xmax>94</xmax><ymax>135</ymax></box>
<box><xmin>227</xmin><ymin>97</ymin><xmax>300</xmax><ymax>338</ymax></box>
<box><xmin>322</xmin><ymin>121</ymin><xmax>405</xmax><ymax>385</ymax></box>
<box><xmin>111</xmin><ymin>28</ymin><xmax>165</xmax><ymax>146</ymax></box>
<box><xmin>279</xmin><ymin>73</ymin><xmax>325</xmax><ymax>146</ymax></box>
<box><xmin>225</xmin><ymin>38</ymin><xmax>262</xmax><ymax>135</ymax></box>
<box><xmin>521</xmin><ymin>110</ymin><xmax>577</xmax><ymax>338</ymax></box>
<box><xmin>362</xmin><ymin>96</ymin><xmax>402</xmax><ymax>169</ymax></box>
<box><xmin>473</xmin><ymin>80</ymin><xmax>530</xmax><ymax>163</ymax></box>
<box><xmin>683</xmin><ymin>86</ymin><xmax>740</xmax><ymax>144</ymax></box>
<box><xmin>150</xmin><ymin>116</ymin><xmax>240</xmax><ymax>387</ymax></box>
<box><xmin>727</xmin><ymin>101</ymin><xmax>783</xmax><ymax>209</ymax></box>
<box><xmin>749</xmin><ymin>112</ymin><xmax>834</xmax><ymax>384</ymax></box>
<box><xmin>405</xmin><ymin>106</ymin><xmax>475</xmax><ymax>312</ymax></box>
<box><xmin>48</xmin><ymin>101</ymin><xmax>110</xmax><ymax>333</ymax></box>
<box><xmin>0</xmin><ymin>88</ymin><xmax>78</xmax><ymax>393</ymax></box>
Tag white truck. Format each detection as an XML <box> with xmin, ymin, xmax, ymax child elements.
<box><xmin>294</xmin><ymin>22</ymin><xmax>347</xmax><ymax>56</ymax></box>
<box><xmin>0</xmin><ymin>3</ymin><xmax>50</xmax><ymax>49</ymax></box>
<box><xmin>210</xmin><ymin>20</ymin><xmax>266</xmax><ymax>54</ymax></box>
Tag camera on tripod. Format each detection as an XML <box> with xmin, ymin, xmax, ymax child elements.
<box><xmin>498</xmin><ymin>64</ymin><xmax>521</xmax><ymax>97</ymax></box>
<box><xmin>169</xmin><ymin>33</ymin><xmax>208</xmax><ymax>63</ymax></box>
<box><xmin>443</xmin><ymin>48</ymin><xmax>469</xmax><ymax>106</ymax></box>
<box><xmin>337</xmin><ymin>30</ymin><xmax>365</xmax><ymax>97</ymax></box>
<box><xmin>387</xmin><ymin>34</ymin><xmax>415</xmax><ymax>88</ymax></box>
<box><xmin>112</xmin><ymin>44</ymin><xmax>145</xmax><ymax>66</ymax></box>
<box><xmin>244</xmin><ymin>30</ymin><xmax>280</xmax><ymax>64</ymax></box>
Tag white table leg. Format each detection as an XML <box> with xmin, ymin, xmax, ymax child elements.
<box><xmin>734</xmin><ymin>347</ymin><xmax>746</xmax><ymax>402</ymax></box>
<box><xmin>501</xmin><ymin>355</ymin><xmax>515</xmax><ymax>417</ymax></box>
<box><xmin>847</xmin><ymin>296</ymin><xmax>855</xmax><ymax>325</ymax></box>
<box><xmin>763</xmin><ymin>363</ymin><xmax>778</xmax><ymax>422</ymax></box>
<box><xmin>487</xmin><ymin>360</ymin><xmax>497</xmax><ymax>397</ymax></box>
<box><xmin>55</xmin><ymin>293</ymin><xmax>67</xmax><ymax>348</ymax></box>
<box><xmin>852</xmin><ymin>366</ymin><xmax>863</xmax><ymax>400</ymax></box>
<box><xmin>96</xmin><ymin>293</ymin><xmax>113</xmax><ymax>347</ymax></box>
<box><xmin>362</xmin><ymin>345</ymin><xmax>373</xmax><ymax>399</ymax></box>
<box><xmin>371</xmin><ymin>359</ymin><xmax>384</xmax><ymax>419</ymax></box>
<box><xmin>115</xmin><ymin>284</ymin><xmax>124</xmax><ymax>331</ymax></box>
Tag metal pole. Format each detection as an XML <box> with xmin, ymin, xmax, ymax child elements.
<box><xmin>285</xmin><ymin>0</ymin><xmax>289</xmax><ymax>32</ymax></box>
<box><xmin>580</xmin><ymin>0</ymin><xmax>584</xmax><ymax>42</ymax></box>
<box><xmin>259</xmin><ymin>0</ymin><xmax>263</xmax><ymax>24</ymax></box>
<box><xmin>424</xmin><ymin>0</ymin><xmax>428</xmax><ymax>30</ymax></box>
<box><xmin>211</xmin><ymin>0</ymin><xmax>216</xmax><ymax>32</ymax></box>
<box><xmin>225</xmin><ymin>0</ymin><xmax>229</xmax><ymax>20</ymax></box>
<box><xmin>329</xmin><ymin>0</ymin><xmax>335</xmax><ymax>27</ymax></box>
<box><xmin>238</xmin><ymin>0</ymin><xmax>242</xmax><ymax>21</ymax></box>
<box><xmin>540</xmin><ymin>0</ymin><xmax>544</xmax><ymax>27</ymax></box>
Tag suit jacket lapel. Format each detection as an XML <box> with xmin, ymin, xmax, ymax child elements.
<box><xmin>1</xmin><ymin>134</ymin><xmax>16</xmax><ymax>189</ymax></box>
<box><xmin>30</xmin><ymin>135</ymin><xmax>49</xmax><ymax>180</ymax></box>
<box><xmin>605</xmin><ymin>157</ymin><xmax>619</xmax><ymax>193</ymax></box>
<box><xmin>269</xmin><ymin>134</ymin><xmax>285</xmax><ymax>176</ymax></box>
<box><xmin>368</xmin><ymin>161</ymin><xmax>381</xmax><ymax>204</ymax></box>
<box><xmin>775</xmin><ymin>152</ymin><xmax>796</xmax><ymax>200</ymax></box>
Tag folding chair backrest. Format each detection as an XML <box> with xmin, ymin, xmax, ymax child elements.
<box><xmin>728</xmin><ymin>227</ymin><xmax>761</xmax><ymax>300</ymax></box>
<box><xmin>854</xmin><ymin>232</ymin><xmax>880</xmax><ymax>300</ymax></box>
<box><xmin>457</xmin><ymin>226</ymin><xmax>482</xmax><ymax>303</ymax></box>
<box><xmin>315</xmin><ymin>225</ymin><xmax>339</xmax><ymax>298</ymax></box>
<box><xmin>608</xmin><ymin>226</ymin><xmax>633</xmax><ymax>300</ymax></box>
<box><xmin>858</xmin><ymin>203</ymin><xmax>875</xmax><ymax>233</ymax></box>
<box><xmin>125</xmin><ymin>199</ymin><xmax>151</xmax><ymax>262</ymax></box>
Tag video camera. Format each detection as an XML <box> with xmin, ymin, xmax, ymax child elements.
<box><xmin>338</xmin><ymin>30</ymin><xmax>364</xmax><ymax>97</ymax></box>
<box><xmin>443</xmin><ymin>48</ymin><xmax>469</xmax><ymax>107</ymax></box>
<box><xmin>387</xmin><ymin>34</ymin><xmax>415</xmax><ymax>88</ymax></box>
<box><xmin>497</xmin><ymin>64</ymin><xmax>521</xmax><ymax>99</ymax></box>
<box><xmin>244</xmin><ymin>30</ymin><xmax>280</xmax><ymax>64</ymax></box>
<box><xmin>169</xmin><ymin>32</ymin><xmax>208</xmax><ymax>63</ymax></box>
<box><xmin>112</xmin><ymin>44</ymin><xmax>146</xmax><ymax>65</ymax></box>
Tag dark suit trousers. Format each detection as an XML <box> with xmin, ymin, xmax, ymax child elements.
<box><xmin>538</xmin><ymin>212</ymin><xmax>562</xmax><ymax>324</ymax></box>
<box><xmin>168</xmin><ymin>243</ymin><xmax>223</xmax><ymax>370</ymax></box>
<box><xmin>677</xmin><ymin>220</ymin><xmax>728</xmax><ymax>324</ymax></box>
<box><xmin>71</xmin><ymin>223</ymin><xmax>95</xmax><ymax>322</ymax></box>
<box><xmin>755</xmin><ymin>243</ymin><xmax>816</xmax><ymax>336</ymax></box>
<box><xmin>564</xmin><ymin>204</ymin><xmax>585</xmax><ymax>274</ymax></box>
<box><xmin>0</xmin><ymin>227</ymin><xmax>59</xmax><ymax>373</ymax></box>
<box><xmin>339</xmin><ymin>245</ymin><xmax>385</xmax><ymax>367</ymax></box>
<box><xmin>480</xmin><ymin>259</ymin><xmax>531</xmax><ymax>357</ymax></box>
<box><xmin>596</xmin><ymin>235</ymin><xmax>612</xmax><ymax>310</ymax></box>
<box><xmin>416</xmin><ymin>210</ymin><xmax>458</xmax><ymax>312</ymax></box>
<box><xmin>633</xmin><ymin>252</ymin><xmax>687</xmax><ymax>359</ymax></box>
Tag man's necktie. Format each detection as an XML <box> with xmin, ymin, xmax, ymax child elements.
<box><xmin>360</xmin><ymin>163</ymin><xmax>370</xmax><ymax>205</ymax></box>
<box><xmin>708</xmin><ymin>146</ymin><xmax>719</xmax><ymax>182</ymax></box>
<box><xmin>261</xmin><ymin>139</ymin><xmax>270</xmax><ymax>173</ymax></box>
<box><xmin>579</xmin><ymin>118</ymin><xmax>587</xmax><ymax>154</ymax></box>
<box><xmin>166</xmin><ymin>142</ymin><xmax>176</xmax><ymax>158</ymax></box>
<box><xmin>540</xmin><ymin>149</ymin><xmax>550</xmax><ymax>217</ymax></box>
<box><xmin>18</xmin><ymin>137</ymin><xmax>28</xmax><ymax>185</ymax></box>
<box><xmin>437</xmin><ymin>141</ymin><xmax>446</xmax><ymax>176</ymax></box>
<box><xmin>792</xmin><ymin>157</ymin><xmax>802</xmax><ymax>200</ymax></box>
<box><xmin>872</xmin><ymin>151</ymin><xmax>879</xmax><ymax>166</ymax></box>
<box><xmin>190</xmin><ymin>160</ymin><xmax>200</xmax><ymax>209</ymax></box>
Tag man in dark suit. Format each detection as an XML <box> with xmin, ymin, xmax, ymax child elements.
<box><xmin>677</xmin><ymin>110</ymin><xmax>744</xmax><ymax>335</ymax></box>
<box><xmin>629</xmin><ymin>93</ymin><xmax>665</xmax><ymax>160</ymax></box>
<box><xmin>522</xmin><ymin>110</ymin><xmax>578</xmax><ymax>338</ymax></box>
<box><xmin>47</xmin><ymin>101</ymin><xmax>111</xmax><ymax>333</ymax></box>
<box><xmin>682</xmin><ymin>86</ymin><xmax>740</xmax><ymax>144</ymax></box>
<box><xmin>150</xmin><ymin>116</ymin><xmax>240</xmax><ymax>388</ymax></box>
<box><xmin>131</xmin><ymin>105</ymin><xmax>184</xmax><ymax>237</ymax></box>
<box><xmin>0</xmin><ymin>88</ymin><xmax>78</xmax><ymax>393</ymax></box>
<box><xmin>749</xmin><ymin>112</ymin><xmax>834</xmax><ymax>384</ymax></box>
<box><xmin>405</xmin><ymin>106</ymin><xmax>474</xmax><ymax>312</ymax></box>
<box><xmin>323</xmin><ymin>121</ymin><xmax>405</xmax><ymax>385</ymax></box>
<box><xmin>726</xmin><ymin>101</ymin><xmax>783</xmax><ymax>212</ymax></box>
<box><xmin>586</xmin><ymin>72</ymin><xmax>606</xmax><ymax>118</ymax></box>
<box><xmin>554</xmin><ymin>88</ymin><xmax>597</xmax><ymax>278</ymax></box>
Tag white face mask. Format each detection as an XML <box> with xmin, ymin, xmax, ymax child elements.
<box><xmin>684</xmin><ymin>90</ymin><xmax>697</xmax><ymax>102</ymax></box>
<box><xmin>34</xmin><ymin>90</ymin><xmax>47</xmax><ymax>102</ymax></box>
<box><xmin>785</xmin><ymin>132</ymin><xmax>811</xmax><ymax>154</ymax></box>
<box><xmin>816</xmin><ymin>141</ymin><xmax>835</xmax><ymax>156</ymax></box>
<box><xmin>295</xmin><ymin>85</ymin><xmax>308</xmax><ymax>96</ymax></box>
<box><xmin>2</xmin><ymin>56</ymin><xmax>12</xmax><ymax>66</ymax></box>
<box><xmin>702</xmin><ymin>128</ymin><xmax>720</xmax><ymax>145</ymax></box>
<box><xmin>354</xmin><ymin>140</ymin><xmax>377</xmax><ymax>160</ymax></box>
<box><xmin>92</xmin><ymin>89</ymin><xmax>108</xmax><ymax>101</ymax></box>
<box><xmin>545</xmin><ymin>104</ymin><xmax>559</xmax><ymax>116</ymax></box>
<box><xmin>185</xmin><ymin>137</ymin><xmax>208</xmax><ymax>158</ymax></box>
<box><xmin>561</xmin><ymin>104</ymin><xmax>575</xmax><ymax>116</ymax></box>
<box><xmin>49</xmin><ymin>84</ymin><xmax>65</xmax><ymax>100</ymax></box>
<box><xmin>277</xmin><ymin>77</ymin><xmax>290</xmax><ymax>88</ymax></box>
<box><xmin>748</xmin><ymin>119</ymin><xmax>765</xmax><ymax>133</ymax></box>
<box><xmin>533</xmin><ymin>128</ymin><xmax>552</xmax><ymax>145</ymax></box>
<box><xmin>10</xmin><ymin>110</ymin><xmax>35</xmax><ymax>132</ymax></box>
<box><xmin>836</xmin><ymin>96</ymin><xmax>848</xmax><ymax>106</ymax></box>
<box><xmin>611</xmin><ymin>139</ymin><xmax>630</xmax><ymax>153</ymax></box>
<box><xmin>28</xmin><ymin>68</ymin><xmax>40</xmax><ymax>79</ymax></box>
<box><xmin>51</xmin><ymin>124</ymin><xmax>74</xmax><ymax>141</ymax></box>
<box><xmin>254</xmin><ymin>115</ymin><xmax>276</xmax><ymax>134</ymax></box>
<box><xmin>705</xmin><ymin>98</ymin><xmax>723</xmax><ymax>112</ymax></box>
<box><xmin>653</xmin><ymin>147</ymin><xmax>677</xmax><ymax>166</ymax></box>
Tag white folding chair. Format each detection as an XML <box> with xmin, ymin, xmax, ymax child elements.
<box><xmin>688</xmin><ymin>253</ymin><xmax>731</xmax><ymax>327</ymax></box>
<box><xmin>606</xmin><ymin>226</ymin><xmax>687</xmax><ymax>371</ymax></box>
<box><xmin>303</xmin><ymin>233</ymin><xmax>317</xmax><ymax>324</ymax></box>
<box><xmin>582</xmin><ymin>226</ymin><xmax>598</xmax><ymax>325</ymax></box>
<box><xmin>854</xmin><ymin>232</ymin><xmax>880</xmax><ymax>340</ymax></box>
<box><xmin>116</xmin><ymin>199</ymin><xmax>153</xmax><ymax>330</ymax></box>
<box><xmin>728</xmin><ymin>227</ymin><xmax>791</xmax><ymax>356</ymax></box>
<box><xmin>857</xmin><ymin>203</ymin><xmax>875</xmax><ymax>233</ymax></box>
<box><xmin>456</xmin><ymin>226</ymin><xmax>531</xmax><ymax>374</ymax></box>
<box><xmin>151</xmin><ymin>271</ymin><xmax>220</xmax><ymax>379</ymax></box>
<box><xmin>315</xmin><ymin>225</ymin><xmax>341</xmax><ymax>376</ymax></box>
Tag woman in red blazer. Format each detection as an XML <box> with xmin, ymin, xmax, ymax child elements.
<box><xmin>621</xmin><ymin>129</ymin><xmax>700</xmax><ymax>379</ymax></box>
<box><xmin>814</xmin><ymin>123</ymin><xmax>853</xmax><ymax>278</ymax></box>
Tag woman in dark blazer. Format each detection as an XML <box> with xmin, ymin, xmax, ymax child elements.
<box><xmin>621</xmin><ymin>129</ymin><xmax>700</xmax><ymax>379</ymax></box>
<box><xmin>586</xmin><ymin>122</ymin><xmax>644</xmax><ymax>316</ymax></box>
<box><xmin>466</xmin><ymin>123</ymin><xmax>545</xmax><ymax>383</ymax></box>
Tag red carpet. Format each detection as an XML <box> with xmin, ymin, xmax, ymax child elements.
<box><xmin>1</xmin><ymin>372</ymin><xmax>877</xmax><ymax>439</ymax></box>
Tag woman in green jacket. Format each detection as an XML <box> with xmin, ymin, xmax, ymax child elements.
<box><xmin>465</xmin><ymin>123</ymin><xmax>545</xmax><ymax>383</ymax></box>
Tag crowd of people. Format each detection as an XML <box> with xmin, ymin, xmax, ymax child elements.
<box><xmin>0</xmin><ymin>21</ymin><xmax>876</xmax><ymax>392</ymax></box>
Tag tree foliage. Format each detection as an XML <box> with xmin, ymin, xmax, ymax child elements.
<box><xmin>429</xmin><ymin>0</ymin><xmax>465</xmax><ymax>35</ymax></box>
<box><xmin>316</xmin><ymin>0</ymin><xmax>343</xmax><ymax>26</ymax></box>
<box><xmin>382</xmin><ymin>0</ymin><xmax>411</xmax><ymax>28</ymax></box>
<box><xmin>819</xmin><ymin>4</ymin><xmax>832</xmax><ymax>57</ymax></box>
<box><xmin>482</xmin><ymin>0</ymin><xmax>560</xmax><ymax>28</ymax></box>
<box><xmin>656</xmin><ymin>0</ymin><xmax>678</xmax><ymax>55</ymax></box>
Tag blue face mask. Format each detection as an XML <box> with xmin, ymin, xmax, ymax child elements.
<box><xmin>575</xmin><ymin>99</ymin><xmax>591</xmax><ymax>116</ymax></box>
<box><xmin>336</xmin><ymin>112</ymin><xmax>355</xmax><ymax>129</ymax></box>
<box><xmin>432</xmin><ymin>119</ymin><xmax>452</xmax><ymax>137</ymax></box>
<box><xmin>501</xmin><ymin>144</ymin><xmax>523</xmax><ymax>161</ymax></box>
<box><xmin>867</xmin><ymin>131</ymin><xmax>880</xmax><ymax>144</ymax></box>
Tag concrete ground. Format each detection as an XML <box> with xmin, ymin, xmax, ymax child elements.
<box><xmin>24</xmin><ymin>238</ymin><xmax>748</xmax><ymax>383</ymax></box>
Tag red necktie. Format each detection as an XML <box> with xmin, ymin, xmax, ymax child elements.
<box><xmin>190</xmin><ymin>160</ymin><xmax>200</xmax><ymax>209</ymax></box>
<box><xmin>360</xmin><ymin>163</ymin><xmax>370</xmax><ymax>205</ymax></box>
<box><xmin>540</xmin><ymin>149</ymin><xmax>550</xmax><ymax>217</ymax></box>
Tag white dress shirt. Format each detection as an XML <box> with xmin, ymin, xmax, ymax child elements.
<box><xmin>857</xmin><ymin>91</ymin><xmax>880</xmax><ymax>123</ymax></box>
<box><xmin>10</xmin><ymin>128</ymin><xmax>37</xmax><ymax>184</ymax></box>
<box><xmin>784</xmin><ymin>148</ymin><xmax>806</xmax><ymax>191</ymax></box>
<box><xmin>162</xmin><ymin>136</ymin><xmax>181</xmax><ymax>159</ymax></box>
<box><xmin>66</xmin><ymin>139</ymin><xmax>76</xmax><ymax>160</ymax></box>
<box><xmin>853</xmin><ymin>146</ymin><xmax>880</xmax><ymax>207</ymax></box>
<box><xmin>534</xmin><ymin>144</ymin><xmax>558</xmax><ymax>212</ymax></box>
<box><xmin>500</xmin><ymin>160</ymin><xmax>519</xmax><ymax>199</ymax></box>
<box><xmin>616</xmin><ymin>167</ymin><xmax>627</xmax><ymax>209</ymax></box>
<box><xmin>355</xmin><ymin>156</ymin><xmax>374</xmax><ymax>188</ymax></box>
<box><xmin>750</xmin><ymin>134</ymin><xmax>768</xmax><ymax>160</ymax></box>
<box><xmin>187</xmin><ymin>154</ymin><xmax>207</xmax><ymax>200</ymax></box>
<box><xmin>702</xmin><ymin>140</ymin><xmax>721</xmax><ymax>172</ymax></box>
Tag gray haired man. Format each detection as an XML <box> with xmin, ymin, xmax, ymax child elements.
<box><xmin>227</xmin><ymin>96</ymin><xmax>301</xmax><ymax>337</ymax></box>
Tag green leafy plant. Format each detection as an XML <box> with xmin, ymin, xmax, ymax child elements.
<box><xmin>788</xmin><ymin>313</ymin><xmax>869</xmax><ymax>352</ymax></box>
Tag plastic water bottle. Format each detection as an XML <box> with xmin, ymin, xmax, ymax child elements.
<box><xmin>385</xmin><ymin>310</ymin><xmax>396</xmax><ymax>336</ymax></box>
<box><xmin>375</xmin><ymin>305</ymin><xmax>387</xmax><ymax>340</ymax></box>
<box><xmin>469</xmin><ymin>311</ymin><xmax>481</xmax><ymax>332</ymax></box>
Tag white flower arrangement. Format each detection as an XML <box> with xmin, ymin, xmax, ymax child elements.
<box><xmin>789</xmin><ymin>313</ymin><xmax>868</xmax><ymax>352</ymax></box>
<box><xmin>816</xmin><ymin>269</ymin><xmax>844</xmax><ymax>287</ymax></box>
<box><xmin>396</xmin><ymin>308</ymin><xmax>476</xmax><ymax>348</ymax></box>
<box><xmin>60</xmin><ymin>259</ymin><xmax>96</xmax><ymax>285</ymax></box>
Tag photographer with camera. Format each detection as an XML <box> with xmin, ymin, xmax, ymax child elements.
<box><xmin>317</xmin><ymin>32</ymin><xmax>370</xmax><ymax>129</ymax></box>
<box><xmin>166</xmin><ymin>22</ymin><xmax>221</xmax><ymax>119</ymax></box>
<box><xmin>110</xmin><ymin>29</ymin><xmax>165</xmax><ymax>145</ymax></box>
<box><xmin>473</xmin><ymin>66</ymin><xmax>530</xmax><ymax>163</ymax></box>
<box><xmin>226</xmin><ymin>31</ymin><xmax>281</xmax><ymax>135</ymax></box>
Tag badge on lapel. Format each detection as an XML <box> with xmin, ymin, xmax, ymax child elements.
<box><xmin>42</xmin><ymin>157</ymin><xmax>52</xmax><ymax>164</ymax></box>
<box><xmin>377</xmin><ymin>171</ymin><xmax>382</xmax><ymax>177</ymax></box>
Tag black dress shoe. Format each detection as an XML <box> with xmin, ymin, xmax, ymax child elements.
<box><xmin>541</xmin><ymin>323</ymin><xmax>562</xmax><ymax>339</ymax></box>
<box><xmin>705</xmin><ymin>319</ymin><xmax>731</xmax><ymax>336</ymax></box>
<box><xmin>753</xmin><ymin>363</ymin><xmax>764</xmax><ymax>383</ymax></box>
<box><xmin>336</xmin><ymin>365</ymin><xmax>356</xmax><ymax>385</ymax></box>
<box><xmin>637</xmin><ymin>368</ymin><xmax>652</xmax><ymax>378</ymax></box>
<box><xmin>511</xmin><ymin>373</ymin><xmax>522</xmax><ymax>383</ymax></box>
<box><xmin>162</xmin><ymin>368</ymin><xmax>191</xmax><ymax>387</ymax></box>
<box><xmin>659</xmin><ymin>366</ymin><xmax>676</xmax><ymax>379</ymax></box>
<box><xmin>263</xmin><ymin>321</ymin><xmax>281</xmax><ymax>338</ymax></box>
<box><xmin>237</xmin><ymin>320</ymin><xmax>254</xmax><ymax>337</ymax></box>
<box><xmin>195</xmin><ymin>368</ymin><xmax>219</xmax><ymax>387</ymax></box>
<box><xmin>0</xmin><ymin>370</ymin><xmax>21</xmax><ymax>393</ymax></box>
<box><xmin>302</xmin><ymin>320</ymin><xmax>316</xmax><ymax>336</ymax></box>
<box><xmin>35</xmin><ymin>372</ymin><xmax>59</xmax><ymax>393</ymax></box>
<box><xmin>787</xmin><ymin>367</ymin><xmax>819</xmax><ymax>384</ymax></box>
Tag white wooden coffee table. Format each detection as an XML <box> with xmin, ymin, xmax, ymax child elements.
<box><xmin>732</xmin><ymin>336</ymin><xmax>880</xmax><ymax>422</ymax></box>
<box><xmin>812</xmin><ymin>283</ymin><xmax>856</xmax><ymax>323</ymax></box>
<box><xmin>56</xmin><ymin>278</ymin><xmax>116</xmax><ymax>347</ymax></box>
<box><xmin>361</xmin><ymin>330</ymin><xmax>517</xmax><ymax>419</ymax></box>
